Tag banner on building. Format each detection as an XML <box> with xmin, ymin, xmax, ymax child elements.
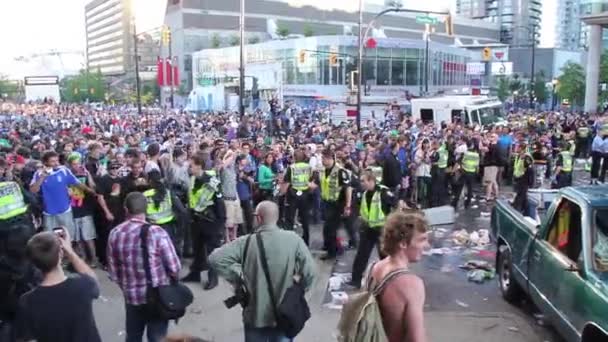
<box><xmin>466</xmin><ymin>62</ymin><xmax>485</xmax><ymax>75</ymax></box>
<box><xmin>491</xmin><ymin>62</ymin><xmax>513</xmax><ymax>76</ymax></box>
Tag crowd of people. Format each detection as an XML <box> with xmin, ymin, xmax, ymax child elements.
<box><xmin>0</xmin><ymin>100</ymin><xmax>606</xmax><ymax>342</ymax></box>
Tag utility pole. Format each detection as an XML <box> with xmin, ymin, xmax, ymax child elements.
<box><xmin>133</xmin><ymin>20</ymin><xmax>142</xmax><ymax>116</ymax></box>
<box><xmin>168</xmin><ymin>27</ymin><xmax>174</xmax><ymax>109</ymax></box>
<box><xmin>239</xmin><ymin>0</ymin><xmax>246</xmax><ymax>117</ymax></box>
<box><xmin>529</xmin><ymin>24</ymin><xmax>536</xmax><ymax>110</ymax></box>
<box><xmin>424</xmin><ymin>24</ymin><xmax>430</xmax><ymax>95</ymax></box>
<box><xmin>356</xmin><ymin>0</ymin><xmax>363</xmax><ymax>131</ymax></box>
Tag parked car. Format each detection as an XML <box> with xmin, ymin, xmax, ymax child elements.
<box><xmin>491</xmin><ymin>186</ymin><xmax>608</xmax><ymax>342</ymax></box>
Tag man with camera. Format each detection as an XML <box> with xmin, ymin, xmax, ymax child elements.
<box><xmin>107</xmin><ymin>192</ymin><xmax>181</xmax><ymax>342</ymax></box>
<box><xmin>209</xmin><ymin>201</ymin><xmax>315</xmax><ymax>341</ymax></box>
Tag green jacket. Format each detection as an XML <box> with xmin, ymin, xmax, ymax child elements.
<box><xmin>209</xmin><ymin>224</ymin><xmax>316</xmax><ymax>328</ymax></box>
<box><xmin>257</xmin><ymin>165</ymin><xmax>275</xmax><ymax>190</ymax></box>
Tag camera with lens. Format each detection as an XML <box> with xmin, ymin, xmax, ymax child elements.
<box><xmin>223</xmin><ymin>281</ymin><xmax>249</xmax><ymax>309</ymax></box>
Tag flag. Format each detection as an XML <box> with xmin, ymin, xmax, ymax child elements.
<box><xmin>173</xmin><ymin>56</ymin><xmax>180</xmax><ymax>87</ymax></box>
<box><xmin>157</xmin><ymin>56</ymin><xmax>164</xmax><ymax>86</ymax></box>
<box><xmin>165</xmin><ymin>58</ymin><xmax>173</xmax><ymax>86</ymax></box>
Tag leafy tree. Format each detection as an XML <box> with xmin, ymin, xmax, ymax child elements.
<box><xmin>598</xmin><ymin>50</ymin><xmax>608</xmax><ymax>105</ymax></box>
<box><xmin>0</xmin><ymin>75</ymin><xmax>19</xmax><ymax>100</ymax></box>
<box><xmin>532</xmin><ymin>71</ymin><xmax>548</xmax><ymax>105</ymax></box>
<box><xmin>509</xmin><ymin>74</ymin><xmax>522</xmax><ymax>93</ymax></box>
<box><xmin>211</xmin><ymin>34</ymin><xmax>221</xmax><ymax>48</ymax></box>
<box><xmin>496</xmin><ymin>76</ymin><xmax>510</xmax><ymax>102</ymax></box>
<box><xmin>557</xmin><ymin>61</ymin><xmax>585</xmax><ymax>107</ymax></box>
<box><xmin>276</xmin><ymin>24</ymin><xmax>290</xmax><ymax>38</ymax></box>
<box><xmin>303</xmin><ymin>24</ymin><xmax>314</xmax><ymax>37</ymax></box>
<box><xmin>229</xmin><ymin>35</ymin><xmax>240</xmax><ymax>46</ymax></box>
<box><xmin>62</xmin><ymin>69</ymin><xmax>105</xmax><ymax>103</ymax></box>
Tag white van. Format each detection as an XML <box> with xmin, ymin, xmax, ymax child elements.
<box><xmin>411</xmin><ymin>96</ymin><xmax>505</xmax><ymax>128</ymax></box>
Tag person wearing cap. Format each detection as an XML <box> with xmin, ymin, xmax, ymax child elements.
<box><xmin>512</xmin><ymin>143</ymin><xmax>534</xmax><ymax>214</ymax></box>
<box><xmin>95</xmin><ymin>160</ymin><xmax>124</xmax><ymax>266</ymax></box>
<box><xmin>347</xmin><ymin>170</ymin><xmax>397</xmax><ymax>289</ymax></box>
<box><xmin>182</xmin><ymin>154</ymin><xmax>225</xmax><ymax>290</ymax></box>
<box><xmin>283</xmin><ymin>149</ymin><xmax>315</xmax><ymax>245</ymax></box>
<box><xmin>552</xmin><ymin>141</ymin><xmax>573</xmax><ymax>189</ymax></box>
<box><xmin>319</xmin><ymin>148</ymin><xmax>352</xmax><ymax>260</ymax></box>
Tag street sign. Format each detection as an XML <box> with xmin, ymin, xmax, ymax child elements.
<box><xmin>491</xmin><ymin>62</ymin><xmax>513</xmax><ymax>75</ymax></box>
<box><xmin>416</xmin><ymin>15</ymin><xmax>438</xmax><ymax>25</ymax></box>
<box><xmin>466</xmin><ymin>62</ymin><xmax>485</xmax><ymax>76</ymax></box>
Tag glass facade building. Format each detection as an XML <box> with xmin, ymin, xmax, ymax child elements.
<box><xmin>192</xmin><ymin>36</ymin><xmax>474</xmax><ymax>98</ymax></box>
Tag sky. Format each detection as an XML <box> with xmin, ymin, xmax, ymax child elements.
<box><xmin>0</xmin><ymin>0</ymin><xmax>556</xmax><ymax>79</ymax></box>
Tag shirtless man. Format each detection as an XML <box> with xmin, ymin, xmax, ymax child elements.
<box><xmin>370</xmin><ymin>211</ymin><xmax>430</xmax><ymax>342</ymax></box>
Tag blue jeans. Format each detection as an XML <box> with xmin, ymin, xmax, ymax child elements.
<box><xmin>125</xmin><ymin>304</ymin><xmax>169</xmax><ymax>342</ymax></box>
<box><xmin>245</xmin><ymin>327</ymin><xmax>292</xmax><ymax>342</ymax></box>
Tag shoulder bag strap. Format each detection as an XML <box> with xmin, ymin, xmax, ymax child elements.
<box><xmin>242</xmin><ymin>233</ymin><xmax>253</xmax><ymax>265</ymax></box>
<box><xmin>365</xmin><ymin>261</ymin><xmax>379</xmax><ymax>291</ymax></box>
<box><xmin>372</xmin><ymin>268</ymin><xmax>410</xmax><ymax>296</ymax></box>
<box><xmin>139</xmin><ymin>224</ymin><xmax>153</xmax><ymax>285</ymax></box>
<box><xmin>256</xmin><ymin>232</ymin><xmax>279</xmax><ymax>321</ymax></box>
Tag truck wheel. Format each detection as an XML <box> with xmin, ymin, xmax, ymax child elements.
<box><xmin>498</xmin><ymin>247</ymin><xmax>524</xmax><ymax>303</ymax></box>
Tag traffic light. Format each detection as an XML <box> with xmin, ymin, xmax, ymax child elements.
<box><xmin>298</xmin><ymin>50</ymin><xmax>306</xmax><ymax>64</ymax></box>
<box><xmin>445</xmin><ymin>13</ymin><xmax>454</xmax><ymax>36</ymax></box>
<box><xmin>329</xmin><ymin>53</ymin><xmax>338</xmax><ymax>67</ymax></box>
<box><xmin>161</xmin><ymin>27</ymin><xmax>172</xmax><ymax>46</ymax></box>
<box><xmin>347</xmin><ymin>70</ymin><xmax>359</xmax><ymax>91</ymax></box>
<box><xmin>482</xmin><ymin>47</ymin><xmax>491</xmax><ymax>61</ymax></box>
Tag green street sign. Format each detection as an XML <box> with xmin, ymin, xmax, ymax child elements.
<box><xmin>416</xmin><ymin>15</ymin><xmax>438</xmax><ymax>25</ymax></box>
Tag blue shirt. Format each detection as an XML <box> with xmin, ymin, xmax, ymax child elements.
<box><xmin>31</xmin><ymin>167</ymin><xmax>80</xmax><ymax>215</ymax></box>
<box><xmin>236</xmin><ymin>179</ymin><xmax>252</xmax><ymax>201</ymax></box>
<box><xmin>592</xmin><ymin>135</ymin><xmax>604</xmax><ymax>153</ymax></box>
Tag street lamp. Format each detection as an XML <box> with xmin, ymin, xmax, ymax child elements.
<box><xmin>356</xmin><ymin>5</ymin><xmax>452</xmax><ymax>130</ymax></box>
<box><xmin>512</xmin><ymin>25</ymin><xmax>537</xmax><ymax>110</ymax></box>
<box><xmin>551</xmin><ymin>78</ymin><xmax>558</xmax><ymax>111</ymax></box>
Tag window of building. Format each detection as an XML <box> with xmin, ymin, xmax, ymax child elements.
<box><xmin>391</xmin><ymin>58</ymin><xmax>404</xmax><ymax>86</ymax></box>
<box><xmin>362</xmin><ymin>58</ymin><xmax>375</xmax><ymax>85</ymax></box>
<box><xmin>405</xmin><ymin>59</ymin><xmax>419</xmax><ymax>86</ymax></box>
<box><xmin>377</xmin><ymin>48</ymin><xmax>391</xmax><ymax>86</ymax></box>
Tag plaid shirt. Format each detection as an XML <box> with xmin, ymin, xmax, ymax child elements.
<box><xmin>107</xmin><ymin>217</ymin><xmax>181</xmax><ymax>305</ymax></box>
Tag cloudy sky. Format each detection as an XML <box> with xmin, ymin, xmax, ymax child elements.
<box><xmin>0</xmin><ymin>0</ymin><xmax>556</xmax><ymax>78</ymax></box>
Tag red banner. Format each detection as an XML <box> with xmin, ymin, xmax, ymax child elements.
<box><xmin>157</xmin><ymin>56</ymin><xmax>164</xmax><ymax>86</ymax></box>
<box><xmin>165</xmin><ymin>58</ymin><xmax>173</xmax><ymax>86</ymax></box>
<box><xmin>173</xmin><ymin>57</ymin><xmax>180</xmax><ymax>87</ymax></box>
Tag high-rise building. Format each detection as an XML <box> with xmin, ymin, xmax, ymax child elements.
<box><xmin>85</xmin><ymin>0</ymin><xmax>134</xmax><ymax>75</ymax></box>
<box><xmin>579</xmin><ymin>0</ymin><xmax>608</xmax><ymax>49</ymax></box>
<box><xmin>556</xmin><ymin>0</ymin><xmax>582</xmax><ymax>50</ymax></box>
<box><xmin>456</xmin><ymin>0</ymin><xmax>542</xmax><ymax>46</ymax></box>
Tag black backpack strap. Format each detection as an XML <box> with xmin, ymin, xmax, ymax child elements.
<box><xmin>242</xmin><ymin>233</ymin><xmax>253</xmax><ymax>265</ymax></box>
<box><xmin>139</xmin><ymin>224</ymin><xmax>153</xmax><ymax>286</ymax></box>
<box><xmin>372</xmin><ymin>268</ymin><xmax>410</xmax><ymax>296</ymax></box>
<box><xmin>256</xmin><ymin>232</ymin><xmax>280</xmax><ymax>322</ymax></box>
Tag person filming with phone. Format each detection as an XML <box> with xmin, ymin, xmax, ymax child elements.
<box><xmin>15</xmin><ymin>227</ymin><xmax>101</xmax><ymax>342</ymax></box>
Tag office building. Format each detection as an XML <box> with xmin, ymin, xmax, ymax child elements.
<box><xmin>579</xmin><ymin>0</ymin><xmax>608</xmax><ymax>48</ymax></box>
<box><xmin>556</xmin><ymin>0</ymin><xmax>582</xmax><ymax>50</ymax></box>
<box><xmin>456</xmin><ymin>0</ymin><xmax>542</xmax><ymax>46</ymax></box>
<box><xmin>165</xmin><ymin>0</ymin><xmax>501</xmax><ymax>91</ymax></box>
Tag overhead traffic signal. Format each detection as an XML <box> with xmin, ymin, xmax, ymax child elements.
<box><xmin>298</xmin><ymin>50</ymin><xmax>306</xmax><ymax>64</ymax></box>
<box><xmin>161</xmin><ymin>27</ymin><xmax>172</xmax><ymax>46</ymax></box>
<box><xmin>329</xmin><ymin>53</ymin><xmax>338</xmax><ymax>67</ymax></box>
<box><xmin>445</xmin><ymin>13</ymin><xmax>454</xmax><ymax>36</ymax></box>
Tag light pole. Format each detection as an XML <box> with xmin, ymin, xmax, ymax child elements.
<box><xmin>513</xmin><ymin>25</ymin><xmax>536</xmax><ymax>109</ymax></box>
<box><xmin>356</xmin><ymin>6</ymin><xmax>451</xmax><ymax>130</ymax></box>
<box><xmin>551</xmin><ymin>78</ymin><xmax>558</xmax><ymax>111</ymax></box>
<box><xmin>132</xmin><ymin>20</ymin><xmax>142</xmax><ymax>116</ymax></box>
<box><xmin>239</xmin><ymin>0</ymin><xmax>246</xmax><ymax>118</ymax></box>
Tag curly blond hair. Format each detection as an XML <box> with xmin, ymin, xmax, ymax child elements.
<box><xmin>381</xmin><ymin>211</ymin><xmax>428</xmax><ymax>256</ymax></box>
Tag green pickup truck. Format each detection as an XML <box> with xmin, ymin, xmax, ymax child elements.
<box><xmin>491</xmin><ymin>186</ymin><xmax>608</xmax><ymax>342</ymax></box>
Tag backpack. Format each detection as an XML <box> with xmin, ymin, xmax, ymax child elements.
<box><xmin>337</xmin><ymin>263</ymin><xmax>409</xmax><ymax>342</ymax></box>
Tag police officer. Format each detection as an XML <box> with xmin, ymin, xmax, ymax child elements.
<box><xmin>512</xmin><ymin>143</ymin><xmax>534</xmax><ymax>214</ymax></box>
<box><xmin>553</xmin><ymin>142</ymin><xmax>573</xmax><ymax>189</ymax></box>
<box><xmin>181</xmin><ymin>154</ymin><xmax>225</xmax><ymax>290</ymax></box>
<box><xmin>590</xmin><ymin>123</ymin><xmax>608</xmax><ymax>184</ymax></box>
<box><xmin>430</xmin><ymin>139</ymin><xmax>448</xmax><ymax>207</ymax></box>
<box><xmin>283</xmin><ymin>149</ymin><xmax>314</xmax><ymax>245</ymax></box>
<box><xmin>347</xmin><ymin>170</ymin><xmax>396</xmax><ymax>289</ymax></box>
<box><xmin>0</xmin><ymin>176</ymin><xmax>39</xmax><ymax>340</ymax></box>
<box><xmin>319</xmin><ymin>148</ymin><xmax>352</xmax><ymax>260</ymax></box>
<box><xmin>576</xmin><ymin>123</ymin><xmax>590</xmax><ymax>158</ymax></box>
<box><xmin>143</xmin><ymin>170</ymin><xmax>188</xmax><ymax>256</ymax></box>
<box><xmin>452</xmin><ymin>141</ymin><xmax>479</xmax><ymax>209</ymax></box>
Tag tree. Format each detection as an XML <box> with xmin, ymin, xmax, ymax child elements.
<box><xmin>229</xmin><ymin>35</ymin><xmax>240</xmax><ymax>46</ymax></box>
<box><xmin>557</xmin><ymin>61</ymin><xmax>585</xmax><ymax>107</ymax></box>
<box><xmin>303</xmin><ymin>24</ymin><xmax>314</xmax><ymax>37</ymax></box>
<box><xmin>276</xmin><ymin>24</ymin><xmax>289</xmax><ymax>38</ymax></box>
<box><xmin>62</xmin><ymin>69</ymin><xmax>105</xmax><ymax>103</ymax></box>
<box><xmin>509</xmin><ymin>74</ymin><xmax>523</xmax><ymax>93</ymax></box>
<box><xmin>248</xmin><ymin>36</ymin><xmax>260</xmax><ymax>44</ymax></box>
<box><xmin>532</xmin><ymin>71</ymin><xmax>549</xmax><ymax>105</ymax></box>
<box><xmin>496</xmin><ymin>76</ymin><xmax>510</xmax><ymax>102</ymax></box>
<box><xmin>598</xmin><ymin>51</ymin><xmax>608</xmax><ymax>105</ymax></box>
<box><xmin>211</xmin><ymin>34</ymin><xmax>221</xmax><ymax>48</ymax></box>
